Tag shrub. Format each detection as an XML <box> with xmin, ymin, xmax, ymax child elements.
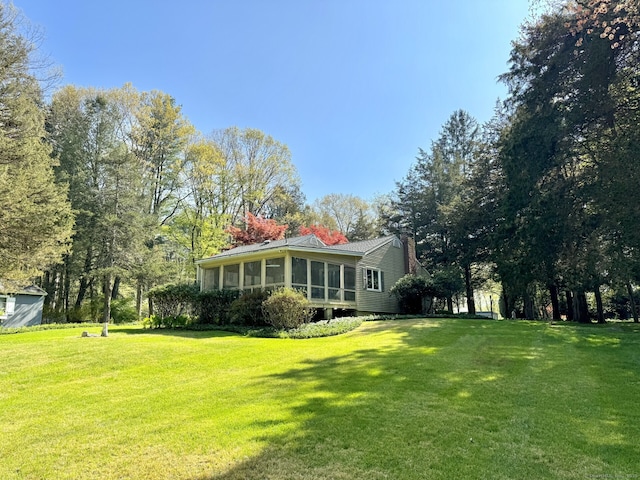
<box><xmin>229</xmin><ymin>290</ymin><xmax>271</xmax><ymax>326</ymax></box>
<box><xmin>196</xmin><ymin>289</ymin><xmax>241</xmax><ymax>325</ymax></box>
<box><xmin>42</xmin><ymin>306</ymin><xmax>68</xmax><ymax>324</ymax></box>
<box><xmin>262</xmin><ymin>288</ymin><xmax>313</xmax><ymax>330</ymax></box>
<box><xmin>390</xmin><ymin>274</ymin><xmax>434</xmax><ymax>314</ymax></box>
<box><xmin>283</xmin><ymin>317</ymin><xmax>363</xmax><ymax>338</ymax></box>
<box><xmin>148</xmin><ymin>283</ymin><xmax>199</xmax><ymax>320</ymax></box>
<box><xmin>142</xmin><ymin>313</ymin><xmax>193</xmax><ymax>329</ymax></box>
<box><xmin>110</xmin><ymin>298</ymin><xmax>138</xmax><ymax>324</ymax></box>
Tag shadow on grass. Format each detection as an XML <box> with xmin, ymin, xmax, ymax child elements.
<box><xmin>195</xmin><ymin>319</ymin><xmax>639</xmax><ymax>480</ymax></box>
<box><xmin>108</xmin><ymin>326</ymin><xmax>242</xmax><ymax>339</ymax></box>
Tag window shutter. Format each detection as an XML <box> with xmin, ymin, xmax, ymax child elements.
<box><xmin>362</xmin><ymin>268</ymin><xmax>368</xmax><ymax>290</ymax></box>
<box><xmin>380</xmin><ymin>271</ymin><xmax>385</xmax><ymax>292</ymax></box>
<box><xmin>7</xmin><ymin>297</ymin><xmax>16</xmax><ymax>315</ymax></box>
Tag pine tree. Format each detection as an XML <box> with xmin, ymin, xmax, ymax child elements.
<box><xmin>0</xmin><ymin>5</ymin><xmax>73</xmax><ymax>283</ymax></box>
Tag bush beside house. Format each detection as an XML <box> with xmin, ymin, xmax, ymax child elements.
<box><xmin>146</xmin><ymin>284</ymin><xmax>313</xmax><ymax>330</ymax></box>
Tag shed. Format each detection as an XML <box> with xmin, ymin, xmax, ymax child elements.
<box><xmin>0</xmin><ymin>284</ymin><xmax>47</xmax><ymax>328</ymax></box>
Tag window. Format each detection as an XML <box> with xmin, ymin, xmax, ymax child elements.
<box><xmin>223</xmin><ymin>264</ymin><xmax>240</xmax><ymax>289</ymax></box>
<box><xmin>244</xmin><ymin>260</ymin><xmax>262</xmax><ymax>291</ymax></box>
<box><xmin>344</xmin><ymin>266</ymin><xmax>356</xmax><ymax>301</ymax></box>
<box><xmin>292</xmin><ymin>257</ymin><xmax>308</xmax><ymax>295</ymax></box>
<box><xmin>265</xmin><ymin>257</ymin><xmax>285</xmax><ymax>287</ymax></box>
<box><xmin>0</xmin><ymin>296</ymin><xmax>15</xmax><ymax>320</ymax></box>
<box><xmin>365</xmin><ymin>268</ymin><xmax>382</xmax><ymax>291</ymax></box>
<box><xmin>311</xmin><ymin>261</ymin><xmax>325</xmax><ymax>300</ymax></box>
<box><xmin>203</xmin><ymin>267</ymin><xmax>220</xmax><ymax>290</ymax></box>
<box><xmin>328</xmin><ymin>263</ymin><xmax>341</xmax><ymax>300</ymax></box>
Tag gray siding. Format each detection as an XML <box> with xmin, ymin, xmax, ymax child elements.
<box><xmin>356</xmin><ymin>241</ymin><xmax>405</xmax><ymax>314</ymax></box>
<box><xmin>1</xmin><ymin>294</ymin><xmax>44</xmax><ymax>327</ymax></box>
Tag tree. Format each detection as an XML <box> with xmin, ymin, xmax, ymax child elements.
<box><xmin>388</xmin><ymin>110</ymin><xmax>482</xmax><ymax>314</ymax></box>
<box><xmin>227</xmin><ymin>212</ymin><xmax>288</xmax><ymax>247</ymax></box>
<box><xmin>495</xmin><ymin>1</ymin><xmax>640</xmax><ymax>321</ymax></box>
<box><xmin>210</xmin><ymin>127</ymin><xmax>301</xmax><ymax>223</ymax></box>
<box><xmin>46</xmin><ymin>86</ymin><xmax>151</xmax><ymax>330</ymax></box>
<box><xmin>299</xmin><ymin>225</ymin><xmax>348</xmax><ymax>245</ymax></box>
<box><xmin>130</xmin><ymin>90</ymin><xmax>194</xmax><ymax>222</ymax></box>
<box><xmin>312</xmin><ymin>193</ymin><xmax>376</xmax><ymax>241</ymax></box>
<box><xmin>168</xmin><ymin>135</ymin><xmax>230</xmax><ymax>267</ymax></box>
<box><xmin>0</xmin><ymin>4</ymin><xmax>73</xmax><ymax>284</ymax></box>
<box><xmin>261</xmin><ymin>184</ymin><xmax>310</xmax><ymax>236</ymax></box>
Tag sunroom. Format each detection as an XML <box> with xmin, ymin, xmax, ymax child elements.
<box><xmin>199</xmin><ymin>252</ymin><xmax>359</xmax><ymax>309</ymax></box>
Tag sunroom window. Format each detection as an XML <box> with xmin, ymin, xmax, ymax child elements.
<box><xmin>223</xmin><ymin>264</ymin><xmax>240</xmax><ymax>289</ymax></box>
<box><xmin>311</xmin><ymin>261</ymin><xmax>325</xmax><ymax>300</ymax></box>
<box><xmin>328</xmin><ymin>263</ymin><xmax>341</xmax><ymax>300</ymax></box>
<box><xmin>244</xmin><ymin>260</ymin><xmax>262</xmax><ymax>291</ymax></box>
<box><xmin>265</xmin><ymin>257</ymin><xmax>285</xmax><ymax>287</ymax></box>
<box><xmin>344</xmin><ymin>266</ymin><xmax>356</xmax><ymax>301</ymax></box>
<box><xmin>203</xmin><ymin>267</ymin><xmax>220</xmax><ymax>290</ymax></box>
<box><xmin>292</xmin><ymin>257</ymin><xmax>307</xmax><ymax>294</ymax></box>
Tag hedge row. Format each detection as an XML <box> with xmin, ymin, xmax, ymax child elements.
<box><xmin>146</xmin><ymin>284</ymin><xmax>312</xmax><ymax>329</ymax></box>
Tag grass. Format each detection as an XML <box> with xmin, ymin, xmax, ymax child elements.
<box><xmin>1</xmin><ymin>318</ymin><xmax>639</xmax><ymax>479</ymax></box>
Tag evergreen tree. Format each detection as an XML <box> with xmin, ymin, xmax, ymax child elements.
<box><xmin>0</xmin><ymin>4</ymin><xmax>73</xmax><ymax>284</ymax></box>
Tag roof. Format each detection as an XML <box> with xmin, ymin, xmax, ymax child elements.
<box><xmin>196</xmin><ymin>234</ymin><xmax>401</xmax><ymax>264</ymax></box>
<box><xmin>324</xmin><ymin>235</ymin><xmax>400</xmax><ymax>255</ymax></box>
<box><xmin>0</xmin><ymin>283</ymin><xmax>47</xmax><ymax>296</ymax></box>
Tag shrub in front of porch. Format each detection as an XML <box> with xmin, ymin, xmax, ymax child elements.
<box><xmin>262</xmin><ymin>288</ymin><xmax>314</xmax><ymax>329</ymax></box>
<box><xmin>229</xmin><ymin>290</ymin><xmax>270</xmax><ymax>326</ymax></box>
<box><xmin>196</xmin><ymin>289</ymin><xmax>241</xmax><ymax>325</ymax></box>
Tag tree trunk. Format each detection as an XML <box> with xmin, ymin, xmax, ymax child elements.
<box><xmin>89</xmin><ymin>282</ymin><xmax>97</xmax><ymax>321</ymax></box>
<box><xmin>594</xmin><ymin>285</ymin><xmax>605</xmax><ymax>324</ymax></box>
<box><xmin>42</xmin><ymin>270</ymin><xmax>53</xmax><ymax>307</ymax></box>
<box><xmin>136</xmin><ymin>279</ymin><xmax>143</xmax><ymax>319</ymax></box>
<box><xmin>627</xmin><ymin>282</ymin><xmax>638</xmax><ymax>323</ymax></box>
<box><xmin>524</xmin><ymin>286</ymin><xmax>535</xmax><ymax>319</ymax></box>
<box><xmin>63</xmin><ymin>257</ymin><xmax>71</xmax><ymax>320</ymax></box>
<box><xmin>501</xmin><ymin>285</ymin><xmax>511</xmax><ymax>319</ymax></box>
<box><xmin>446</xmin><ymin>296</ymin><xmax>454</xmax><ymax>315</ymax></box>
<box><xmin>75</xmin><ymin>245</ymin><xmax>94</xmax><ymax>308</ymax></box>
<box><xmin>50</xmin><ymin>270</ymin><xmax>60</xmax><ymax>311</ymax></box>
<box><xmin>76</xmin><ymin>277</ymin><xmax>89</xmax><ymax>308</ymax></box>
<box><xmin>464</xmin><ymin>264</ymin><xmax>476</xmax><ymax>315</ymax></box>
<box><xmin>573</xmin><ymin>290</ymin><xmax>591</xmax><ymax>324</ymax></box>
<box><xmin>111</xmin><ymin>276</ymin><xmax>121</xmax><ymax>300</ymax></box>
<box><xmin>102</xmin><ymin>274</ymin><xmax>112</xmax><ymax>337</ymax></box>
<box><xmin>565</xmin><ymin>290</ymin><xmax>574</xmax><ymax>322</ymax></box>
<box><xmin>549</xmin><ymin>284</ymin><xmax>561</xmax><ymax>320</ymax></box>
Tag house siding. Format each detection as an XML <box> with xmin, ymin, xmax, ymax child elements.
<box><xmin>1</xmin><ymin>294</ymin><xmax>45</xmax><ymax>327</ymax></box>
<box><xmin>356</xmin><ymin>241</ymin><xmax>405</xmax><ymax>314</ymax></box>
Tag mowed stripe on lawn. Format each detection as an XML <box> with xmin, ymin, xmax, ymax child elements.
<box><xmin>1</xmin><ymin>319</ymin><xmax>638</xmax><ymax>479</ymax></box>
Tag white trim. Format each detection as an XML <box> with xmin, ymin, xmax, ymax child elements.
<box><xmin>365</xmin><ymin>268</ymin><xmax>382</xmax><ymax>292</ymax></box>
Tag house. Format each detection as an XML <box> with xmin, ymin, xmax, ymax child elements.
<box><xmin>0</xmin><ymin>284</ymin><xmax>47</xmax><ymax>328</ymax></box>
<box><xmin>196</xmin><ymin>234</ymin><xmax>425</xmax><ymax>318</ymax></box>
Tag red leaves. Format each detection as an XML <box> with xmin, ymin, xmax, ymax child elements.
<box><xmin>299</xmin><ymin>225</ymin><xmax>348</xmax><ymax>245</ymax></box>
<box><xmin>226</xmin><ymin>212</ymin><xmax>288</xmax><ymax>246</ymax></box>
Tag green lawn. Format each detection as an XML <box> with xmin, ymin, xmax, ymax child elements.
<box><xmin>1</xmin><ymin>319</ymin><xmax>639</xmax><ymax>479</ymax></box>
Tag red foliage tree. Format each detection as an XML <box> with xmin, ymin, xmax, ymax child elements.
<box><xmin>299</xmin><ymin>225</ymin><xmax>348</xmax><ymax>246</ymax></box>
<box><xmin>227</xmin><ymin>212</ymin><xmax>288</xmax><ymax>246</ymax></box>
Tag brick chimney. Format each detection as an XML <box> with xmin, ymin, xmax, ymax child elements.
<box><xmin>400</xmin><ymin>235</ymin><xmax>418</xmax><ymax>275</ymax></box>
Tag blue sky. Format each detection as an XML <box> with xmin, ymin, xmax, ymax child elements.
<box><xmin>17</xmin><ymin>0</ymin><xmax>531</xmax><ymax>204</ymax></box>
